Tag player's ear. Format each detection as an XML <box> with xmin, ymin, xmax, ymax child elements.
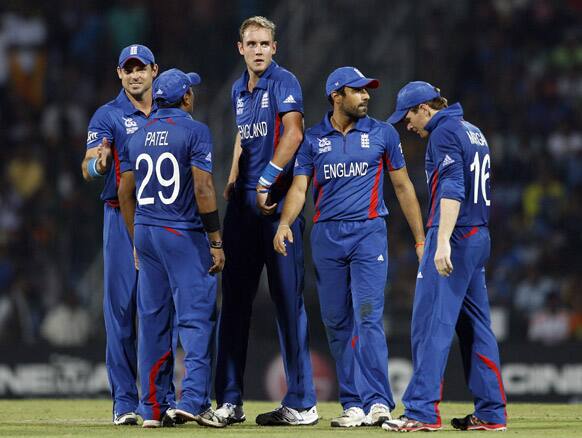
<box><xmin>151</xmin><ymin>63</ymin><xmax>159</xmax><ymax>78</ymax></box>
<box><xmin>272</xmin><ymin>40</ymin><xmax>277</xmax><ymax>55</ymax></box>
<box><xmin>117</xmin><ymin>67</ymin><xmax>123</xmax><ymax>80</ymax></box>
<box><xmin>237</xmin><ymin>41</ymin><xmax>244</xmax><ymax>55</ymax></box>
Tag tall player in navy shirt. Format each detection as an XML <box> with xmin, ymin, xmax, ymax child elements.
<box><xmin>383</xmin><ymin>82</ymin><xmax>507</xmax><ymax>432</ymax></box>
<box><xmin>274</xmin><ymin>67</ymin><xmax>425</xmax><ymax>428</ymax></box>
<box><xmin>215</xmin><ymin>16</ymin><xmax>317</xmax><ymax>426</ymax></box>
<box><xmin>118</xmin><ymin>68</ymin><xmax>226</xmax><ymax>429</ymax></box>
<box><xmin>81</xmin><ymin>44</ymin><xmax>176</xmax><ymax>425</ymax></box>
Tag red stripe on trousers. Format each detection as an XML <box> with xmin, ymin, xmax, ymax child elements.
<box><xmin>351</xmin><ymin>336</ymin><xmax>359</xmax><ymax>349</ymax></box>
<box><xmin>148</xmin><ymin>350</ymin><xmax>172</xmax><ymax>420</ymax></box>
<box><xmin>162</xmin><ymin>226</ymin><xmax>183</xmax><ymax>236</ymax></box>
<box><xmin>477</xmin><ymin>352</ymin><xmax>508</xmax><ymax>422</ymax></box>
<box><xmin>368</xmin><ymin>160</ymin><xmax>383</xmax><ymax>219</ymax></box>
<box><xmin>462</xmin><ymin>226</ymin><xmax>479</xmax><ymax>239</ymax></box>
<box><xmin>433</xmin><ymin>380</ymin><xmax>443</xmax><ymax>426</ymax></box>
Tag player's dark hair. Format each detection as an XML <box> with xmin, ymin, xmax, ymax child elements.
<box><xmin>156</xmin><ymin>99</ymin><xmax>182</xmax><ymax>109</ymax></box>
<box><xmin>410</xmin><ymin>93</ymin><xmax>448</xmax><ymax>113</ymax></box>
<box><xmin>328</xmin><ymin>87</ymin><xmax>346</xmax><ymax>106</ymax></box>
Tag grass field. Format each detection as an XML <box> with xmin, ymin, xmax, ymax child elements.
<box><xmin>0</xmin><ymin>400</ymin><xmax>580</xmax><ymax>437</ymax></box>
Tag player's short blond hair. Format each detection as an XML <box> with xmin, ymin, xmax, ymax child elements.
<box><xmin>239</xmin><ymin>16</ymin><xmax>276</xmax><ymax>41</ymax></box>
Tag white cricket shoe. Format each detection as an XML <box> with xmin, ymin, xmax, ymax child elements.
<box><xmin>215</xmin><ymin>403</ymin><xmax>246</xmax><ymax>424</ymax></box>
<box><xmin>365</xmin><ymin>403</ymin><xmax>392</xmax><ymax>426</ymax></box>
<box><xmin>113</xmin><ymin>412</ymin><xmax>138</xmax><ymax>426</ymax></box>
<box><xmin>330</xmin><ymin>407</ymin><xmax>366</xmax><ymax>427</ymax></box>
<box><xmin>174</xmin><ymin>407</ymin><xmax>227</xmax><ymax>428</ymax></box>
<box><xmin>255</xmin><ymin>405</ymin><xmax>318</xmax><ymax>426</ymax></box>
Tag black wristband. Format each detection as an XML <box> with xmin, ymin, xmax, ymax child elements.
<box><xmin>200</xmin><ymin>210</ymin><xmax>220</xmax><ymax>233</ymax></box>
<box><xmin>210</xmin><ymin>240</ymin><xmax>223</xmax><ymax>249</ymax></box>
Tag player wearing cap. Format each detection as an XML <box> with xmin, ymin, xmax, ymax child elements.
<box><xmin>214</xmin><ymin>16</ymin><xmax>317</xmax><ymax>426</ymax></box>
<box><xmin>118</xmin><ymin>68</ymin><xmax>226</xmax><ymax>429</ymax></box>
<box><xmin>274</xmin><ymin>67</ymin><xmax>425</xmax><ymax>428</ymax></box>
<box><xmin>382</xmin><ymin>82</ymin><xmax>507</xmax><ymax>432</ymax></box>
<box><xmin>81</xmin><ymin>44</ymin><xmax>173</xmax><ymax>425</ymax></box>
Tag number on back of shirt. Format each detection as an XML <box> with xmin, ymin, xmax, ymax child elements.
<box><xmin>469</xmin><ymin>152</ymin><xmax>490</xmax><ymax>206</ymax></box>
<box><xmin>136</xmin><ymin>152</ymin><xmax>180</xmax><ymax>205</ymax></box>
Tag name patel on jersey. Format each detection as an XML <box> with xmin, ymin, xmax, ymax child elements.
<box><xmin>144</xmin><ymin>130</ymin><xmax>169</xmax><ymax>146</ymax></box>
<box><xmin>323</xmin><ymin>161</ymin><xmax>368</xmax><ymax>180</ymax></box>
<box><xmin>238</xmin><ymin>122</ymin><xmax>268</xmax><ymax>140</ymax></box>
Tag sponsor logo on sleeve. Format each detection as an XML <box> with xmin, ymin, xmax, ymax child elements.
<box><xmin>283</xmin><ymin>95</ymin><xmax>296</xmax><ymax>104</ymax></box>
<box><xmin>205</xmin><ymin>152</ymin><xmax>212</xmax><ymax>162</ymax></box>
<box><xmin>86</xmin><ymin>131</ymin><xmax>98</xmax><ymax>145</ymax></box>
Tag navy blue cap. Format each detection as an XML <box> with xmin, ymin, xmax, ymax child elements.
<box><xmin>153</xmin><ymin>68</ymin><xmax>202</xmax><ymax>105</ymax></box>
<box><xmin>387</xmin><ymin>81</ymin><xmax>441</xmax><ymax>124</ymax></box>
<box><xmin>325</xmin><ymin>66</ymin><xmax>379</xmax><ymax>97</ymax></box>
<box><xmin>118</xmin><ymin>44</ymin><xmax>156</xmax><ymax>67</ymax></box>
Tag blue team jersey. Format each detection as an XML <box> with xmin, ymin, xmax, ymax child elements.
<box><xmin>232</xmin><ymin>61</ymin><xmax>303</xmax><ymax>193</ymax></box>
<box><xmin>86</xmin><ymin>89</ymin><xmax>157</xmax><ymax>201</ymax></box>
<box><xmin>119</xmin><ymin>108</ymin><xmax>213</xmax><ymax>230</ymax></box>
<box><xmin>423</xmin><ymin>103</ymin><xmax>491</xmax><ymax>228</ymax></box>
<box><xmin>294</xmin><ymin>113</ymin><xmax>405</xmax><ymax>222</ymax></box>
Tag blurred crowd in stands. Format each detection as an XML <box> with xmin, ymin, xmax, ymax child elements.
<box><xmin>0</xmin><ymin>0</ymin><xmax>580</xmax><ymax>348</ymax></box>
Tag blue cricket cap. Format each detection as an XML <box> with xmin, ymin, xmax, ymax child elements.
<box><xmin>387</xmin><ymin>81</ymin><xmax>441</xmax><ymax>124</ymax></box>
<box><xmin>153</xmin><ymin>68</ymin><xmax>202</xmax><ymax>105</ymax></box>
<box><xmin>325</xmin><ymin>66</ymin><xmax>380</xmax><ymax>97</ymax></box>
<box><xmin>118</xmin><ymin>44</ymin><xmax>156</xmax><ymax>67</ymax></box>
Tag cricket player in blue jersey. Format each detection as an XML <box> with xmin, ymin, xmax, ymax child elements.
<box><xmin>81</xmin><ymin>44</ymin><xmax>179</xmax><ymax>425</ymax></box>
<box><xmin>215</xmin><ymin>16</ymin><xmax>317</xmax><ymax>426</ymax></box>
<box><xmin>274</xmin><ymin>67</ymin><xmax>425</xmax><ymax>428</ymax></box>
<box><xmin>383</xmin><ymin>82</ymin><xmax>507</xmax><ymax>432</ymax></box>
<box><xmin>118</xmin><ymin>68</ymin><xmax>226</xmax><ymax>429</ymax></box>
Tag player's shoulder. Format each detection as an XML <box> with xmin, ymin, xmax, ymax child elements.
<box><xmin>90</xmin><ymin>99</ymin><xmax>120</xmax><ymax>121</ymax></box>
<box><xmin>269</xmin><ymin>63</ymin><xmax>300</xmax><ymax>85</ymax></box>
<box><xmin>180</xmin><ymin>117</ymin><xmax>211</xmax><ymax>137</ymax></box>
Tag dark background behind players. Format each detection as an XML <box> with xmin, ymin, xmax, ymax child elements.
<box><xmin>0</xmin><ymin>0</ymin><xmax>580</xmax><ymax>398</ymax></box>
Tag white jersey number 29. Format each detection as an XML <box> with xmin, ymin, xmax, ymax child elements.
<box><xmin>136</xmin><ymin>152</ymin><xmax>180</xmax><ymax>205</ymax></box>
<box><xmin>469</xmin><ymin>152</ymin><xmax>490</xmax><ymax>206</ymax></box>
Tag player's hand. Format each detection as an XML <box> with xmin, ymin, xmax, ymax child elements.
<box><xmin>209</xmin><ymin>247</ymin><xmax>225</xmax><ymax>274</ymax></box>
<box><xmin>256</xmin><ymin>185</ymin><xmax>277</xmax><ymax>215</ymax></box>
<box><xmin>133</xmin><ymin>246</ymin><xmax>139</xmax><ymax>270</ymax></box>
<box><xmin>223</xmin><ymin>181</ymin><xmax>235</xmax><ymax>201</ymax></box>
<box><xmin>434</xmin><ymin>241</ymin><xmax>453</xmax><ymax>277</ymax></box>
<box><xmin>273</xmin><ymin>224</ymin><xmax>293</xmax><ymax>256</ymax></box>
<box><xmin>415</xmin><ymin>242</ymin><xmax>425</xmax><ymax>263</ymax></box>
<box><xmin>96</xmin><ymin>138</ymin><xmax>112</xmax><ymax>174</ymax></box>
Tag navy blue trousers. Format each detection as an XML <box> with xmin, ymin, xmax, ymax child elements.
<box><xmin>311</xmin><ymin>218</ymin><xmax>394</xmax><ymax>413</ymax></box>
<box><xmin>215</xmin><ymin>189</ymin><xmax>316</xmax><ymax>409</ymax></box>
<box><xmin>134</xmin><ymin>224</ymin><xmax>216</xmax><ymax>420</ymax></box>
<box><xmin>403</xmin><ymin>226</ymin><xmax>506</xmax><ymax>425</ymax></box>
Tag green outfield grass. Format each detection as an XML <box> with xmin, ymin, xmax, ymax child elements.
<box><xmin>0</xmin><ymin>400</ymin><xmax>580</xmax><ymax>437</ymax></box>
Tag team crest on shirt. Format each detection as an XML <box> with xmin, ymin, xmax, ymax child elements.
<box><xmin>318</xmin><ymin>137</ymin><xmax>332</xmax><ymax>154</ymax></box>
<box><xmin>236</xmin><ymin>98</ymin><xmax>244</xmax><ymax>115</ymax></box>
<box><xmin>361</xmin><ymin>133</ymin><xmax>370</xmax><ymax>148</ymax></box>
<box><xmin>261</xmin><ymin>92</ymin><xmax>269</xmax><ymax>109</ymax></box>
<box><xmin>123</xmin><ymin>117</ymin><xmax>138</xmax><ymax>134</ymax></box>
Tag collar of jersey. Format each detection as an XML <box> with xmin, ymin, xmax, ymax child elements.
<box><xmin>316</xmin><ymin>111</ymin><xmax>373</xmax><ymax>136</ymax></box>
<box><xmin>424</xmin><ymin>102</ymin><xmax>463</xmax><ymax>133</ymax></box>
<box><xmin>114</xmin><ymin>89</ymin><xmax>158</xmax><ymax>116</ymax></box>
<box><xmin>236</xmin><ymin>60</ymin><xmax>278</xmax><ymax>95</ymax></box>
<box><xmin>154</xmin><ymin>108</ymin><xmax>191</xmax><ymax>119</ymax></box>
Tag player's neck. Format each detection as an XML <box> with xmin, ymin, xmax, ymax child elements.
<box><xmin>125</xmin><ymin>90</ymin><xmax>153</xmax><ymax>117</ymax></box>
<box><xmin>330</xmin><ymin>111</ymin><xmax>356</xmax><ymax>135</ymax></box>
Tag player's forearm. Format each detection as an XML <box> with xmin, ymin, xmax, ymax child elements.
<box><xmin>195</xmin><ymin>182</ymin><xmax>219</xmax><ymax>213</ymax></box>
<box><xmin>279</xmin><ymin>183</ymin><xmax>306</xmax><ymax>227</ymax></box>
<box><xmin>394</xmin><ymin>181</ymin><xmax>425</xmax><ymax>244</ymax></box>
<box><xmin>270</xmin><ymin>126</ymin><xmax>303</xmax><ymax>169</ymax></box>
<box><xmin>227</xmin><ymin>134</ymin><xmax>242</xmax><ymax>183</ymax></box>
<box><xmin>118</xmin><ymin>192</ymin><xmax>136</xmax><ymax>241</ymax></box>
<box><xmin>437</xmin><ymin>198</ymin><xmax>461</xmax><ymax>244</ymax></box>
